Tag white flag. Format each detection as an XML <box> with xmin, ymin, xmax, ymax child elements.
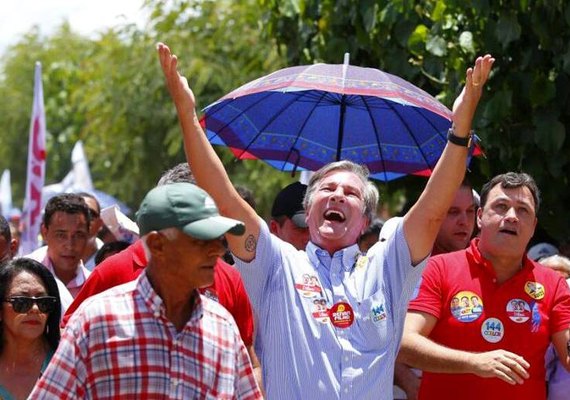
<box><xmin>21</xmin><ymin>62</ymin><xmax>47</xmax><ymax>254</ymax></box>
<box><xmin>0</xmin><ymin>169</ymin><xmax>12</xmax><ymax>217</ymax></box>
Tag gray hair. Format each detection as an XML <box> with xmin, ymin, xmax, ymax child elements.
<box><xmin>141</xmin><ymin>227</ymin><xmax>180</xmax><ymax>261</ymax></box>
<box><xmin>303</xmin><ymin>160</ymin><xmax>379</xmax><ymax>223</ymax></box>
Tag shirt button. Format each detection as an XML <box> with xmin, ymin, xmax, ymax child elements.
<box><xmin>344</xmin><ymin>356</ymin><xmax>349</xmax><ymax>362</ymax></box>
<box><xmin>154</xmin><ymin>310</ymin><xmax>160</xmax><ymax>318</ymax></box>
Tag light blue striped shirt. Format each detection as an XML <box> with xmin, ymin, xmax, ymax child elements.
<box><xmin>235</xmin><ymin>217</ymin><xmax>426</xmax><ymax>399</ymax></box>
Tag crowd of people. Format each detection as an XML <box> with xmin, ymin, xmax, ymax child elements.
<box><xmin>0</xmin><ymin>44</ymin><xmax>568</xmax><ymax>399</ymax></box>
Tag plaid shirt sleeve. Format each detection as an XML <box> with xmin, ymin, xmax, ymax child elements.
<box><xmin>29</xmin><ymin>315</ymin><xmax>87</xmax><ymax>399</ymax></box>
<box><xmin>234</xmin><ymin>327</ymin><xmax>262</xmax><ymax>399</ymax></box>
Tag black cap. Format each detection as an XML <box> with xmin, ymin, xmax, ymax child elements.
<box><xmin>271</xmin><ymin>182</ymin><xmax>307</xmax><ymax>228</ymax></box>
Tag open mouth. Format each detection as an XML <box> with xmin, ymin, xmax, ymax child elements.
<box><xmin>499</xmin><ymin>228</ymin><xmax>517</xmax><ymax>236</ymax></box>
<box><xmin>324</xmin><ymin>210</ymin><xmax>345</xmax><ymax>222</ymax></box>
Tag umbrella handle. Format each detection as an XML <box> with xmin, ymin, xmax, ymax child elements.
<box><xmin>287</xmin><ymin>147</ymin><xmax>301</xmax><ymax>177</ymax></box>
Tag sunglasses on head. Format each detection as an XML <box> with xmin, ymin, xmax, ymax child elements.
<box><xmin>4</xmin><ymin>296</ymin><xmax>58</xmax><ymax>314</ymax></box>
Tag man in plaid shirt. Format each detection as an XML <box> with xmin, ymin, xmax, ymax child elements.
<box><xmin>30</xmin><ymin>183</ymin><xmax>262</xmax><ymax>399</ymax></box>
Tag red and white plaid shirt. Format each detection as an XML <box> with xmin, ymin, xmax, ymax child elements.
<box><xmin>29</xmin><ymin>271</ymin><xmax>261</xmax><ymax>400</ymax></box>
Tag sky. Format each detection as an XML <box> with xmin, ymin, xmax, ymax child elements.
<box><xmin>0</xmin><ymin>0</ymin><xmax>149</xmax><ymax>56</ymax></box>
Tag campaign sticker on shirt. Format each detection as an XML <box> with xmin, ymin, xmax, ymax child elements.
<box><xmin>355</xmin><ymin>254</ymin><xmax>369</xmax><ymax>270</ymax></box>
<box><xmin>311</xmin><ymin>298</ymin><xmax>330</xmax><ymax>324</ymax></box>
<box><xmin>370</xmin><ymin>303</ymin><xmax>387</xmax><ymax>323</ymax></box>
<box><xmin>329</xmin><ymin>302</ymin><xmax>354</xmax><ymax>328</ymax></box>
<box><xmin>294</xmin><ymin>274</ymin><xmax>323</xmax><ymax>298</ymax></box>
<box><xmin>506</xmin><ymin>298</ymin><xmax>531</xmax><ymax>323</ymax></box>
<box><xmin>450</xmin><ymin>291</ymin><xmax>484</xmax><ymax>322</ymax></box>
<box><xmin>530</xmin><ymin>301</ymin><xmax>541</xmax><ymax>333</ymax></box>
<box><xmin>481</xmin><ymin>317</ymin><xmax>504</xmax><ymax>343</ymax></box>
<box><xmin>524</xmin><ymin>281</ymin><xmax>545</xmax><ymax>300</ymax></box>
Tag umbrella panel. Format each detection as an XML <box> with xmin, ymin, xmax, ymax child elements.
<box><xmin>203</xmin><ymin>89</ymin><xmax>451</xmax><ymax>181</ymax></box>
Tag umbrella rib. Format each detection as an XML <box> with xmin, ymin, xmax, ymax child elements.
<box><xmin>382</xmin><ymin>100</ymin><xmax>437</xmax><ymax>171</ymax></box>
<box><xmin>359</xmin><ymin>95</ymin><xmax>389</xmax><ymax>182</ymax></box>
<box><xmin>239</xmin><ymin>91</ymin><xmax>324</xmax><ymax>171</ymax></box>
<box><xmin>205</xmin><ymin>91</ymin><xmax>276</xmax><ymax>158</ymax></box>
<box><xmin>284</xmin><ymin>90</ymin><xmax>332</xmax><ymax>171</ymax></box>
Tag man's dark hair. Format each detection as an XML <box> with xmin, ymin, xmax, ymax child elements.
<box><xmin>0</xmin><ymin>215</ymin><xmax>11</xmax><ymax>243</ymax></box>
<box><xmin>0</xmin><ymin>257</ymin><xmax>61</xmax><ymax>352</ymax></box>
<box><xmin>479</xmin><ymin>172</ymin><xmax>540</xmax><ymax>213</ymax></box>
<box><xmin>157</xmin><ymin>162</ymin><xmax>195</xmax><ymax>186</ymax></box>
<box><xmin>43</xmin><ymin>193</ymin><xmax>91</xmax><ymax>229</ymax></box>
<box><xmin>75</xmin><ymin>191</ymin><xmax>101</xmax><ymax>216</ymax></box>
<box><xmin>94</xmin><ymin>241</ymin><xmax>131</xmax><ymax>265</ymax></box>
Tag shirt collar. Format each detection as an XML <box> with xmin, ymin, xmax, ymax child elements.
<box><xmin>137</xmin><ymin>270</ymin><xmax>203</xmax><ymax>324</ymax></box>
<box><xmin>306</xmin><ymin>241</ymin><xmax>361</xmax><ymax>272</ymax></box>
<box><xmin>132</xmin><ymin>239</ymin><xmax>147</xmax><ymax>267</ymax></box>
<box><xmin>43</xmin><ymin>255</ymin><xmax>88</xmax><ymax>289</ymax></box>
<box><xmin>467</xmin><ymin>238</ymin><xmax>534</xmax><ymax>278</ymax></box>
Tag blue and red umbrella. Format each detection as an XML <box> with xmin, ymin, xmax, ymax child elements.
<box><xmin>201</xmin><ymin>57</ymin><xmax>478</xmax><ymax>181</ymax></box>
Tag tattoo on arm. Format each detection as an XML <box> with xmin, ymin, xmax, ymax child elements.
<box><xmin>245</xmin><ymin>234</ymin><xmax>257</xmax><ymax>253</ymax></box>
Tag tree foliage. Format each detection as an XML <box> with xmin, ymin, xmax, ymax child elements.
<box><xmin>0</xmin><ymin>0</ymin><xmax>289</xmax><ymax>218</ymax></box>
<box><xmin>260</xmin><ymin>0</ymin><xmax>570</xmax><ymax>243</ymax></box>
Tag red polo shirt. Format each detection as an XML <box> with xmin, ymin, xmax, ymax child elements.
<box><xmin>62</xmin><ymin>240</ymin><xmax>254</xmax><ymax>346</ymax></box>
<box><xmin>409</xmin><ymin>239</ymin><xmax>570</xmax><ymax>400</ymax></box>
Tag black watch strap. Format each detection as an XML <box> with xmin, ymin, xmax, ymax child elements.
<box><xmin>447</xmin><ymin>128</ymin><xmax>472</xmax><ymax>148</ymax></box>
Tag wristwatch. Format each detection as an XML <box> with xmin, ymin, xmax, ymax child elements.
<box><xmin>447</xmin><ymin>128</ymin><xmax>473</xmax><ymax>148</ymax></box>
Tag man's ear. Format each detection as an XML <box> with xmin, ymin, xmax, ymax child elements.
<box><xmin>40</xmin><ymin>223</ymin><xmax>48</xmax><ymax>241</ymax></box>
<box><xmin>269</xmin><ymin>220</ymin><xmax>279</xmax><ymax>235</ymax></box>
<box><xmin>145</xmin><ymin>232</ymin><xmax>165</xmax><ymax>258</ymax></box>
<box><xmin>476</xmin><ymin>208</ymin><xmax>483</xmax><ymax>230</ymax></box>
<box><xmin>9</xmin><ymin>238</ymin><xmax>18</xmax><ymax>258</ymax></box>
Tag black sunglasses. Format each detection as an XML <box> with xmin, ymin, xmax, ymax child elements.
<box><xmin>4</xmin><ymin>296</ymin><xmax>58</xmax><ymax>314</ymax></box>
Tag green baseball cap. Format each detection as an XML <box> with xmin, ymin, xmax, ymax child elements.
<box><xmin>136</xmin><ymin>183</ymin><xmax>245</xmax><ymax>239</ymax></box>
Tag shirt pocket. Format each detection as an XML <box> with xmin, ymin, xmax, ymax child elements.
<box><xmin>354</xmin><ymin>290</ymin><xmax>392</xmax><ymax>353</ymax></box>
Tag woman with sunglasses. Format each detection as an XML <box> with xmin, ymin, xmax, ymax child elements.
<box><xmin>0</xmin><ymin>258</ymin><xmax>61</xmax><ymax>400</ymax></box>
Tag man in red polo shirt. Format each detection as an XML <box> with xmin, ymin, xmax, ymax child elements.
<box><xmin>62</xmin><ymin>164</ymin><xmax>255</xmax><ymax>366</ymax></box>
<box><xmin>399</xmin><ymin>172</ymin><xmax>570</xmax><ymax>400</ymax></box>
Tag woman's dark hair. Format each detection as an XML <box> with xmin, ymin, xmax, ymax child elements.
<box><xmin>0</xmin><ymin>258</ymin><xmax>61</xmax><ymax>353</ymax></box>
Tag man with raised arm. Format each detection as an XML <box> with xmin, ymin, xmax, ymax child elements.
<box><xmin>158</xmin><ymin>43</ymin><xmax>494</xmax><ymax>399</ymax></box>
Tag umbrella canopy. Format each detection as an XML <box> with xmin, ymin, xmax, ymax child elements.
<box><xmin>201</xmin><ymin>56</ymin><xmax>464</xmax><ymax>181</ymax></box>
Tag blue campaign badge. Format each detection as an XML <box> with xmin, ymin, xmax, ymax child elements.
<box><xmin>371</xmin><ymin>303</ymin><xmax>387</xmax><ymax>323</ymax></box>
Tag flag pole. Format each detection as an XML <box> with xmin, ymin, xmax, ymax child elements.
<box><xmin>21</xmin><ymin>62</ymin><xmax>47</xmax><ymax>254</ymax></box>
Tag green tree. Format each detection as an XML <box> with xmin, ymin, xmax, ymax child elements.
<box><xmin>0</xmin><ymin>0</ymin><xmax>289</xmax><ymax>218</ymax></box>
<box><xmin>261</xmin><ymin>0</ymin><xmax>570</xmax><ymax>243</ymax></box>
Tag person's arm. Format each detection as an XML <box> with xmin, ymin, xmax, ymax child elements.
<box><xmin>551</xmin><ymin>328</ymin><xmax>570</xmax><ymax>372</ymax></box>
<box><xmin>403</xmin><ymin>55</ymin><xmax>494</xmax><ymax>265</ymax></box>
<box><xmin>398</xmin><ymin>311</ymin><xmax>530</xmax><ymax>385</ymax></box>
<box><xmin>157</xmin><ymin>43</ymin><xmax>259</xmax><ymax>262</ymax></box>
<box><xmin>247</xmin><ymin>346</ymin><xmax>264</xmax><ymax>396</ymax></box>
<box><xmin>393</xmin><ymin>362</ymin><xmax>420</xmax><ymax>400</ymax></box>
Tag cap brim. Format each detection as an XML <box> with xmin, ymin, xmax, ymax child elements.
<box><xmin>181</xmin><ymin>216</ymin><xmax>245</xmax><ymax>240</ymax></box>
<box><xmin>290</xmin><ymin>212</ymin><xmax>307</xmax><ymax>228</ymax></box>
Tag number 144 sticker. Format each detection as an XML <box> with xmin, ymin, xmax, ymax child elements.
<box><xmin>481</xmin><ymin>318</ymin><xmax>504</xmax><ymax>343</ymax></box>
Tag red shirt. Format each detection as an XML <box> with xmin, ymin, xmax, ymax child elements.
<box><xmin>409</xmin><ymin>239</ymin><xmax>570</xmax><ymax>400</ymax></box>
<box><xmin>62</xmin><ymin>240</ymin><xmax>254</xmax><ymax>346</ymax></box>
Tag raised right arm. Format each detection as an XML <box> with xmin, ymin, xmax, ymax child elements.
<box><xmin>157</xmin><ymin>43</ymin><xmax>259</xmax><ymax>261</ymax></box>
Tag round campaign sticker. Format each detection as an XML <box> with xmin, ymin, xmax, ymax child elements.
<box><xmin>524</xmin><ymin>281</ymin><xmax>545</xmax><ymax>300</ymax></box>
<box><xmin>450</xmin><ymin>291</ymin><xmax>484</xmax><ymax>322</ymax></box>
<box><xmin>481</xmin><ymin>317</ymin><xmax>504</xmax><ymax>343</ymax></box>
<box><xmin>294</xmin><ymin>274</ymin><xmax>323</xmax><ymax>298</ymax></box>
<box><xmin>506</xmin><ymin>298</ymin><xmax>531</xmax><ymax>323</ymax></box>
<box><xmin>329</xmin><ymin>302</ymin><xmax>354</xmax><ymax>328</ymax></box>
